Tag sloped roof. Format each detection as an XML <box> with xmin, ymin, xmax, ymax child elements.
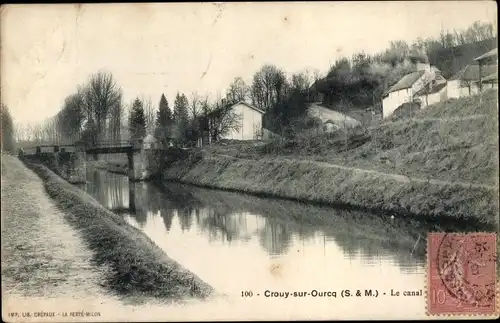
<box><xmin>143</xmin><ymin>134</ymin><xmax>157</xmax><ymax>143</ymax></box>
<box><xmin>308</xmin><ymin>104</ymin><xmax>361</xmax><ymax>128</ymax></box>
<box><xmin>207</xmin><ymin>101</ymin><xmax>265</xmax><ymax>117</ymax></box>
<box><xmin>474</xmin><ymin>48</ymin><xmax>498</xmax><ymax>62</ymax></box>
<box><xmin>414</xmin><ymin>82</ymin><xmax>448</xmax><ymax>96</ymax></box>
<box><xmin>384</xmin><ymin>70</ymin><xmax>426</xmax><ymax>95</ymax></box>
<box><xmin>449</xmin><ymin>64</ymin><xmax>498</xmax><ymax>81</ymax></box>
<box><xmin>233</xmin><ymin>101</ymin><xmax>265</xmax><ymax>114</ymax></box>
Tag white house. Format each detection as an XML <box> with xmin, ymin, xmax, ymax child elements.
<box><xmin>447</xmin><ymin>64</ymin><xmax>497</xmax><ymax>99</ymax></box>
<box><xmin>307</xmin><ymin>103</ymin><xmax>361</xmax><ymax>132</ymax></box>
<box><xmin>382</xmin><ymin>62</ymin><xmax>441</xmax><ymax>119</ymax></box>
<box><xmin>142</xmin><ymin>134</ymin><xmax>158</xmax><ymax>149</ymax></box>
<box><xmin>213</xmin><ymin>101</ymin><xmax>265</xmax><ymax>141</ymax></box>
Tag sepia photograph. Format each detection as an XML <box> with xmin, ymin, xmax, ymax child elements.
<box><xmin>1</xmin><ymin>1</ymin><xmax>498</xmax><ymax>321</ymax></box>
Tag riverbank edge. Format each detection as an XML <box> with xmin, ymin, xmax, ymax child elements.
<box><xmin>22</xmin><ymin>160</ymin><xmax>215</xmax><ymax>301</ymax></box>
<box><xmin>162</xmin><ymin>155</ymin><xmax>499</xmax><ymax>226</ymax></box>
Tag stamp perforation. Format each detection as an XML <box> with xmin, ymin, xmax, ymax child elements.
<box><xmin>425</xmin><ymin>232</ymin><xmax>499</xmax><ymax>317</ymax></box>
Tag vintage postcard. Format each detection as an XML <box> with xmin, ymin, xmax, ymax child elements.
<box><xmin>1</xmin><ymin>1</ymin><xmax>498</xmax><ymax>321</ymax></box>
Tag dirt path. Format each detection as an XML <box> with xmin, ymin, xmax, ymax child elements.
<box><xmin>1</xmin><ymin>155</ymin><xmax>113</xmax><ymax>300</ymax></box>
<box><xmin>375</xmin><ymin>114</ymin><xmax>487</xmax><ymax>129</ymax></box>
<box><xmin>212</xmin><ymin>154</ymin><xmax>497</xmax><ymax>190</ymax></box>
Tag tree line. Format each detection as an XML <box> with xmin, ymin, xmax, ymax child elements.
<box><xmin>314</xmin><ymin>20</ymin><xmax>496</xmax><ymax>113</ymax></box>
<box><xmin>9</xmin><ymin>20</ymin><xmax>496</xmax><ymax>148</ymax></box>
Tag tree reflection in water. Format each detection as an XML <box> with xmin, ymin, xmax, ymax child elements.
<box><xmin>159</xmin><ymin>209</ymin><xmax>175</xmax><ymax>232</ymax></box>
<box><xmin>258</xmin><ymin>221</ymin><xmax>292</xmax><ymax>256</ymax></box>
<box><xmin>79</xmin><ymin>170</ymin><xmax>490</xmax><ymax>267</ymax></box>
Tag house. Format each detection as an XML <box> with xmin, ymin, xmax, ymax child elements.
<box><xmin>481</xmin><ymin>72</ymin><xmax>498</xmax><ymax>88</ymax></box>
<box><xmin>208</xmin><ymin>101</ymin><xmax>265</xmax><ymax>141</ymax></box>
<box><xmin>413</xmin><ymin>82</ymin><xmax>448</xmax><ymax>108</ymax></box>
<box><xmin>307</xmin><ymin>103</ymin><xmax>362</xmax><ymax>132</ymax></box>
<box><xmin>142</xmin><ymin>134</ymin><xmax>158</xmax><ymax>149</ymax></box>
<box><xmin>474</xmin><ymin>48</ymin><xmax>498</xmax><ymax>64</ymax></box>
<box><xmin>447</xmin><ymin>64</ymin><xmax>497</xmax><ymax>99</ymax></box>
<box><xmin>474</xmin><ymin>48</ymin><xmax>498</xmax><ymax>90</ymax></box>
<box><xmin>262</xmin><ymin>128</ymin><xmax>282</xmax><ymax>140</ymax></box>
<box><xmin>382</xmin><ymin>62</ymin><xmax>442</xmax><ymax>118</ymax></box>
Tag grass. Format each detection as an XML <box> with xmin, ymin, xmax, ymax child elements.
<box><xmin>162</xmin><ymin>90</ymin><xmax>498</xmax><ymax>225</ymax></box>
<box><xmin>163</xmin><ymin>155</ymin><xmax>498</xmax><ymax>226</ymax></box>
<box><xmin>1</xmin><ymin>156</ymin><xmax>112</xmax><ymax>299</ymax></box>
<box><xmin>21</xmin><ymin>160</ymin><xmax>214</xmax><ymax>302</ymax></box>
<box><xmin>202</xmin><ymin>90</ymin><xmax>498</xmax><ymax>186</ymax></box>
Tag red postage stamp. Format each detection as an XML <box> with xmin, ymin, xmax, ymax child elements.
<box><xmin>427</xmin><ymin>232</ymin><xmax>498</xmax><ymax>316</ymax></box>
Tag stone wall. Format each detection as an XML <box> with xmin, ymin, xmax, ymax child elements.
<box><xmin>21</xmin><ymin>152</ymin><xmax>87</xmax><ymax>184</ymax></box>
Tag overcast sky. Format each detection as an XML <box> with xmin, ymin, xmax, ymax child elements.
<box><xmin>1</xmin><ymin>2</ymin><xmax>497</xmax><ymax>126</ymax></box>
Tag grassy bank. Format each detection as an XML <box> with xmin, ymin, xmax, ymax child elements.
<box><xmin>204</xmin><ymin>90</ymin><xmax>499</xmax><ymax>186</ymax></box>
<box><xmin>155</xmin><ymin>181</ymin><xmax>494</xmax><ymax>264</ymax></box>
<box><xmin>163</xmin><ymin>90</ymin><xmax>498</xmax><ymax>225</ymax></box>
<box><xmin>163</xmin><ymin>155</ymin><xmax>498</xmax><ymax>225</ymax></box>
<box><xmin>22</xmin><ymin>160</ymin><xmax>214</xmax><ymax>301</ymax></box>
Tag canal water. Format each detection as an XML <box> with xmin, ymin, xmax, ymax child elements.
<box><xmin>77</xmin><ymin>168</ymin><xmax>472</xmax><ymax>320</ymax></box>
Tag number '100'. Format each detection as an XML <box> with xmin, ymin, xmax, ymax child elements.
<box><xmin>241</xmin><ymin>291</ymin><xmax>253</xmax><ymax>297</ymax></box>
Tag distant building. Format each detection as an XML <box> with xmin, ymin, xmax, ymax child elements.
<box><xmin>207</xmin><ymin>101</ymin><xmax>265</xmax><ymax>141</ymax></box>
<box><xmin>474</xmin><ymin>48</ymin><xmax>498</xmax><ymax>91</ymax></box>
<box><xmin>481</xmin><ymin>72</ymin><xmax>498</xmax><ymax>88</ymax></box>
<box><xmin>413</xmin><ymin>81</ymin><xmax>448</xmax><ymax>109</ymax></box>
<box><xmin>142</xmin><ymin>134</ymin><xmax>158</xmax><ymax>149</ymax></box>
<box><xmin>382</xmin><ymin>62</ymin><xmax>443</xmax><ymax>119</ymax></box>
<box><xmin>447</xmin><ymin>64</ymin><xmax>497</xmax><ymax>99</ymax></box>
<box><xmin>307</xmin><ymin>103</ymin><xmax>362</xmax><ymax>132</ymax></box>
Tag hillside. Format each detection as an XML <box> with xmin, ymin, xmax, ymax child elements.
<box><xmin>429</xmin><ymin>37</ymin><xmax>498</xmax><ymax>78</ymax></box>
<box><xmin>165</xmin><ymin>89</ymin><xmax>498</xmax><ymax>224</ymax></box>
<box><xmin>206</xmin><ymin>89</ymin><xmax>498</xmax><ymax>187</ymax></box>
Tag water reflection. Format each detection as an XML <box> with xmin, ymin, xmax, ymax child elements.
<box><xmin>79</xmin><ymin>169</ymin><xmax>489</xmax><ymax>295</ymax></box>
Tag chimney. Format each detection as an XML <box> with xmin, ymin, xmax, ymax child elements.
<box><xmin>416</xmin><ymin>62</ymin><xmax>431</xmax><ymax>73</ymax></box>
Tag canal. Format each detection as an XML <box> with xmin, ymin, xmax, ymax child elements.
<box><xmin>77</xmin><ymin>167</ymin><xmax>475</xmax><ymax>319</ymax></box>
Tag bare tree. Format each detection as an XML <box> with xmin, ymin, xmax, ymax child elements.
<box><xmin>82</xmin><ymin>71</ymin><xmax>123</xmax><ymax>144</ymax></box>
<box><xmin>251</xmin><ymin>64</ymin><xmax>289</xmax><ymax>111</ymax></box>
<box><xmin>226</xmin><ymin>77</ymin><xmax>250</xmax><ymax>104</ymax></box>
<box><xmin>190</xmin><ymin>92</ymin><xmax>201</xmax><ymax>119</ymax></box>
<box><xmin>205</xmin><ymin>92</ymin><xmax>242</xmax><ymax>142</ymax></box>
<box><xmin>140</xmin><ymin>95</ymin><xmax>156</xmax><ymax>135</ymax></box>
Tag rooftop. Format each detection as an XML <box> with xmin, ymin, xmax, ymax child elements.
<box><xmin>414</xmin><ymin>82</ymin><xmax>448</xmax><ymax>96</ymax></box>
<box><xmin>383</xmin><ymin>70</ymin><xmax>426</xmax><ymax>96</ymax></box>
<box><xmin>207</xmin><ymin>101</ymin><xmax>265</xmax><ymax>117</ymax></box>
<box><xmin>308</xmin><ymin>104</ymin><xmax>361</xmax><ymax>128</ymax></box>
<box><xmin>474</xmin><ymin>48</ymin><xmax>498</xmax><ymax>63</ymax></box>
<box><xmin>449</xmin><ymin>64</ymin><xmax>498</xmax><ymax>81</ymax></box>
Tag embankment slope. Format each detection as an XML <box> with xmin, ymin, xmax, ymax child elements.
<box><xmin>164</xmin><ymin>90</ymin><xmax>499</xmax><ymax>225</ymax></box>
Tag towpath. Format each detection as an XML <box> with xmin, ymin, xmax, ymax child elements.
<box><xmin>211</xmin><ymin>154</ymin><xmax>497</xmax><ymax>191</ymax></box>
<box><xmin>1</xmin><ymin>155</ymin><xmax>112</xmax><ymax>300</ymax></box>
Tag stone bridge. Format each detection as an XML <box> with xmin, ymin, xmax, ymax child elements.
<box><xmin>19</xmin><ymin>139</ymin><xmax>164</xmax><ymax>183</ymax></box>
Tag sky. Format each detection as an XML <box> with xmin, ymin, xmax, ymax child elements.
<box><xmin>1</xmin><ymin>1</ymin><xmax>497</xmax><ymax>126</ymax></box>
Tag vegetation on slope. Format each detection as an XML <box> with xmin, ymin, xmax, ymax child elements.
<box><xmin>166</xmin><ymin>90</ymin><xmax>498</xmax><ymax>225</ymax></box>
<box><xmin>206</xmin><ymin>90</ymin><xmax>499</xmax><ymax>186</ymax></box>
<box><xmin>164</xmin><ymin>154</ymin><xmax>498</xmax><ymax>226</ymax></box>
